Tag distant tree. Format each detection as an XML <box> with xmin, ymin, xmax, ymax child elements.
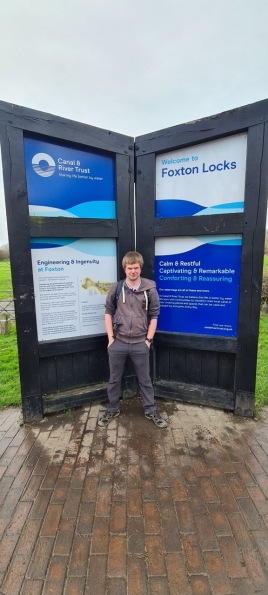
<box><xmin>0</xmin><ymin>242</ymin><xmax>9</xmax><ymax>260</ymax></box>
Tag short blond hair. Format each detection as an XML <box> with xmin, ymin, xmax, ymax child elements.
<box><xmin>122</xmin><ymin>251</ymin><xmax>144</xmax><ymax>270</ymax></box>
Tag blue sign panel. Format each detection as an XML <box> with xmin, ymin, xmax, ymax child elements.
<box><xmin>155</xmin><ymin>236</ymin><xmax>242</xmax><ymax>337</ymax></box>
<box><xmin>155</xmin><ymin>134</ymin><xmax>247</xmax><ymax>218</ymax></box>
<box><xmin>24</xmin><ymin>136</ymin><xmax>115</xmax><ymax>218</ymax></box>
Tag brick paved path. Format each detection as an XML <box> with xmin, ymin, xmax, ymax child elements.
<box><xmin>1</xmin><ymin>398</ymin><xmax>268</xmax><ymax>594</ymax></box>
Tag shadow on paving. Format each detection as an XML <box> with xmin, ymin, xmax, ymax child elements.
<box><xmin>1</xmin><ymin>397</ymin><xmax>268</xmax><ymax>594</ymax></box>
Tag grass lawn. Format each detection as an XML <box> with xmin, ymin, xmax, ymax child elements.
<box><xmin>0</xmin><ymin>261</ymin><xmax>267</xmax><ymax>414</ymax></box>
<box><xmin>0</xmin><ymin>325</ymin><xmax>21</xmax><ymax>409</ymax></box>
<box><xmin>0</xmin><ymin>260</ymin><xmax>13</xmax><ymax>299</ymax></box>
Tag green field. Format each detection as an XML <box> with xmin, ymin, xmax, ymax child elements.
<box><xmin>0</xmin><ymin>260</ymin><xmax>12</xmax><ymax>299</ymax></box>
<box><xmin>0</xmin><ymin>260</ymin><xmax>267</xmax><ymax>414</ymax></box>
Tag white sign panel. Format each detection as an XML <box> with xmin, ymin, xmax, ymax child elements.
<box><xmin>156</xmin><ymin>133</ymin><xmax>247</xmax><ymax>218</ymax></box>
<box><xmin>31</xmin><ymin>238</ymin><xmax>117</xmax><ymax>341</ymax></box>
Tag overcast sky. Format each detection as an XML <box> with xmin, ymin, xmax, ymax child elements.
<box><xmin>1</xmin><ymin>0</ymin><xmax>268</xmax><ymax>244</ymax></box>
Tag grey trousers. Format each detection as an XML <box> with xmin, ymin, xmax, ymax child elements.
<box><xmin>107</xmin><ymin>339</ymin><xmax>156</xmax><ymax>414</ymax></box>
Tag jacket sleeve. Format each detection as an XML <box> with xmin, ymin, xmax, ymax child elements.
<box><xmin>148</xmin><ymin>287</ymin><xmax>160</xmax><ymax>319</ymax></box>
<box><xmin>105</xmin><ymin>282</ymin><xmax>117</xmax><ymax>316</ymax></box>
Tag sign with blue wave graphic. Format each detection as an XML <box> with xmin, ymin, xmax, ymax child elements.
<box><xmin>156</xmin><ymin>134</ymin><xmax>247</xmax><ymax>218</ymax></box>
<box><xmin>24</xmin><ymin>136</ymin><xmax>115</xmax><ymax>218</ymax></box>
<box><xmin>31</xmin><ymin>238</ymin><xmax>117</xmax><ymax>340</ymax></box>
<box><xmin>155</xmin><ymin>236</ymin><xmax>242</xmax><ymax>337</ymax></box>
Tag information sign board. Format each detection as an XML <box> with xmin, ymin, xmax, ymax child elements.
<box><xmin>24</xmin><ymin>136</ymin><xmax>115</xmax><ymax>218</ymax></box>
<box><xmin>155</xmin><ymin>235</ymin><xmax>242</xmax><ymax>337</ymax></box>
<box><xmin>31</xmin><ymin>238</ymin><xmax>117</xmax><ymax>341</ymax></box>
<box><xmin>156</xmin><ymin>134</ymin><xmax>247</xmax><ymax>218</ymax></box>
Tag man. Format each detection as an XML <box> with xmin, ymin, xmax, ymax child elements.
<box><xmin>98</xmin><ymin>251</ymin><xmax>167</xmax><ymax>428</ymax></box>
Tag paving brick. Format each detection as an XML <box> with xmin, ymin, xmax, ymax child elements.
<box><xmin>148</xmin><ymin>576</ymin><xmax>170</xmax><ymax>594</ymax></box>
<box><xmin>95</xmin><ymin>480</ymin><xmax>112</xmax><ymax>516</ymax></box>
<box><xmin>234</xmin><ymin>462</ymin><xmax>256</xmax><ymax>487</ymax></box>
<box><xmin>189</xmin><ymin>574</ymin><xmax>212</xmax><ymax>595</ymax></box>
<box><xmin>216</xmin><ymin>483</ymin><xmax>239</xmax><ymax>513</ymax></box>
<box><xmin>70</xmin><ymin>465</ymin><xmax>87</xmax><ymax>488</ymax></box>
<box><xmin>207</xmin><ymin>502</ymin><xmax>231</xmax><ymax>536</ymax></box>
<box><xmin>128</xmin><ymin>488</ymin><xmax>142</xmax><ymax>516</ymax></box>
<box><xmin>227</xmin><ymin>512</ymin><xmax>255</xmax><ymax>550</ymax></box>
<box><xmin>255</xmin><ymin>473</ymin><xmax>268</xmax><ymax>498</ymax></box>
<box><xmin>175</xmin><ymin>500</ymin><xmax>195</xmax><ymax>533</ymax></box>
<box><xmin>1</xmin><ymin>554</ymin><xmax>28</xmax><ymax>595</ymax></box>
<box><xmin>17</xmin><ymin>438</ymin><xmax>35</xmax><ymax>457</ymax></box>
<box><xmin>85</xmin><ymin>554</ymin><xmax>107</xmax><ymax>595</ymax></box>
<box><xmin>69</xmin><ymin>535</ymin><xmax>90</xmax><ymax>577</ymax></box>
<box><xmin>5</xmin><ymin>501</ymin><xmax>31</xmax><ymax>536</ymax></box>
<box><xmin>77</xmin><ymin>501</ymin><xmax>95</xmax><ymax>534</ymax></box>
<box><xmin>82</xmin><ymin>475</ymin><xmax>99</xmax><ymax>501</ymax></box>
<box><xmin>0</xmin><ymin>446</ymin><xmax>19</xmax><ymax>467</ymax></box>
<box><xmin>142</xmin><ymin>479</ymin><xmax>157</xmax><ymax>501</ymax></box>
<box><xmin>54</xmin><ymin>519</ymin><xmax>75</xmax><ymax>556</ymax></box>
<box><xmin>146</xmin><ymin>535</ymin><xmax>166</xmax><ymax>575</ymax></box>
<box><xmin>252</xmin><ymin>530</ymin><xmax>268</xmax><ymax>567</ymax></box>
<box><xmin>42</xmin><ymin>555</ymin><xmax>68</xmax><ymax>595</ymax></box>
<box><xmin>59</xmin><ymin>456</ymin><xmax>76</xmax><ymax>478</ymax></box>
<box><xmin>187</xmin><ymin>484</ymin><xmax>207</xmax><ymax>515</ymax></box>
<box><xmin>243</xmin><ymin>549</ymin><xmax>268</xmax><ymax>591</ymax></box>
<box><xmin>108</xmin><ymin>535</ymin><xmax>126</xmax><ymax>577</ymax></box>
<box><xmin>0</xmin><ymin>488</ymin><xmax>23</xmax><ymax>518</ymax></box>
<box><xmin>27</xmin><ymin>537</ymin><xmax>54</xmax><ymax>579</ymax></box>
<box><xmin>128</xmin><ymin>517</ymin><xmax>145</xmax><ymax>554</ymax></box>
<box><xmin>244</xmin><ymin>454</ymin><xmax>264</xmax><ymax>476</ymax></box>
<box><xmin>21</xmin><ymin>474</ymin><xmax>43</xmax><ymax>501</ymax></box>
<box><xmin>143</xmin><ymin>501</ymin><xmax>161</xmax><ymax>534</ymax></box>
<box><xmin>219</xmin><ymin>536</ymin><xmax>247</xmax><ymax>578</ymax></box>
<box><xmin>20</xmin><ymin>579</ymin><xmax>43</xmax><ymax>595</ymax></box>
<box><xmin>51</xmin><ymin>477</ymin><xmax>70</xmax><ymax>503</ymax></box>
<box><xmin>200</xmin><ymin>476</ymin><xmax>219</xmax><ymax>502</ymax></box>
<box><xmin>128</xmin><ymin>556</ymin><xmax>147</xmax><ymax>595</ymax></box>
<box><xmin>194</xmin><ymin>457</ymin><xmax>210</xmax><ymax>477</ymax></box>
<box><xmin>247</xmin><ymin>485</ymin><xmax>268</xmax><ymax>515</ymax></box>
<box><xmin>15</xmin><ymin>519</ymin><xmax>42</xmax><ymax>557</ymax></box>
<box><xmin>41</xmin><ymin>504</ymin><xmax>63</xmax><ymax>536</ymax></box>
<box><xmin>229</xmin><ymin>577</ymin><xmax>256</xmax><ymax>595</ymax></box>
<box><xmin>41</xmin><ymin>465</ymin><xmax>60</xmax><ymax>490</ymax></box>
<box><xmin>62</xmin><ymin>488</ymin><xmax>82</xmax><ymax>518</ymax></box>
<box><xmin>171</xmin><ymin>477</ymin><xmax>187</xmax><ymax>500</ymax></box>
<box><xmin>30</xmin><ymin>489</ymin><xmax>51</xmax><ymax>519</ymax></box>
<box><xmin>33</xmin><ymin>456</ymin><xmax>50</xmax><ymax>476</ymax></box>
<box><xmin>195</xmin><ymin>514</ymin><xmax>219</xmax><ymax>551</ymax></box>
<box><xmin>208</xmin><ymin>464</ymin><xmax>227</xmax><ymax>485</ymax></box>
<box><xmin>91</xmin><ymin>517</ymin><xmax>109</xmax><ymax>554</ymax></box>
<box><xmin>238</xmin><ymin>497</ymin><xmax>265</xmax><ymax>529</ymax></box>
<box><xmin>107</xmin><ymin>577</ymin><xmax>127</xmax><ymax>595</ymax></box>
<box><xmin>165</xmin><ymin>552</ymin><xmax>191</xmax><ymax>595</ymax></box>
<box><xmin>0</xmin><ymin>533</ymin><xmax>20</xmax><ymax>572</ymax></box>
<box><xmin>226</xmin><ymin>473</ymin><xmax>248</xmax><ymax>498</ymax></box>
<box><xmin>128</xmin><ymin>464</ymin><xmax>141</xmax><ymax>488</ymax></box>
<box><xmin>204</xmin><ymin>551</ymin><xmax>232</xmax><ymax>595</ymax></box>
<box><xmin>154</xmin><ymin>465</ymin><xmax>170</xmax><ymax>488</ymax></box>
<box><xmin>181</xmin><ymin>464</ymin><xmax>199</xmax><ymax>486</ymax></box>
<box><xmin>64</xmin><ymin>576</ymin><xmax>86</xmax><ymax>595</ymax></box>
<box><xmin>158</xmin><ymin>488</ymin><xmax>181</xmax><ymax>552</ymax></box>
<box><xmin>111</xmin><ymin>502</ymin><xmax>127</xmax><ymax>534</ymax></box>
<box><xmin>181</xmin><ymin>534</ymin><xmax>205</xmax><ymax>573</ymax></box>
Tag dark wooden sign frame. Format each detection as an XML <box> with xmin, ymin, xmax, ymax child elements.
<box><xmin>135</xmin><ymin>99</ymin><xmax>268</xmax><ymax>417</ymax></box>
<box><xmin>0</xmin><ymin>101</ymin><xmax>134</xmax><ymax>421</ymax></box>
<box><xmin>1</xmin><ymin>99</ymin><xmax>268</xmax><ymax>420</ymax></box>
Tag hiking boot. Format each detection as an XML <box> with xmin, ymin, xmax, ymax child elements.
<box><xmin>145</xmin><ymin>410</ymin><xmax>168</xmax><ymax>428</ymax></box>
<box><xmin>98</xmin><ymin>410</ymin><xmax>120</xmax><ymax>427</ymax></box>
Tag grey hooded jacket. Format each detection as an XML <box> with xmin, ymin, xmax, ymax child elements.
<box><xmin>105</xmin><ymin>278</ymin><xmax>160</xmax><ymax>344</ymax></box>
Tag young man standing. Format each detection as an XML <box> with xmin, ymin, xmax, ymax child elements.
<box><xmin>98</xmin><ymin>251</ymin><xmax>167</xmax><ymax>428</ymax></box>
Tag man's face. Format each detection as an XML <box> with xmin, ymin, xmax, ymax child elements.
<box><xmin>125</xmin><ymin>263</ymin><xmax>141</xmax><ymax>284</ymax></box>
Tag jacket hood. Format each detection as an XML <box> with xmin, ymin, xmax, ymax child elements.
<box><xmin>127</xmin><ymin>277</ymin><xmax>157</xmax><ymax>292</ymax></box>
